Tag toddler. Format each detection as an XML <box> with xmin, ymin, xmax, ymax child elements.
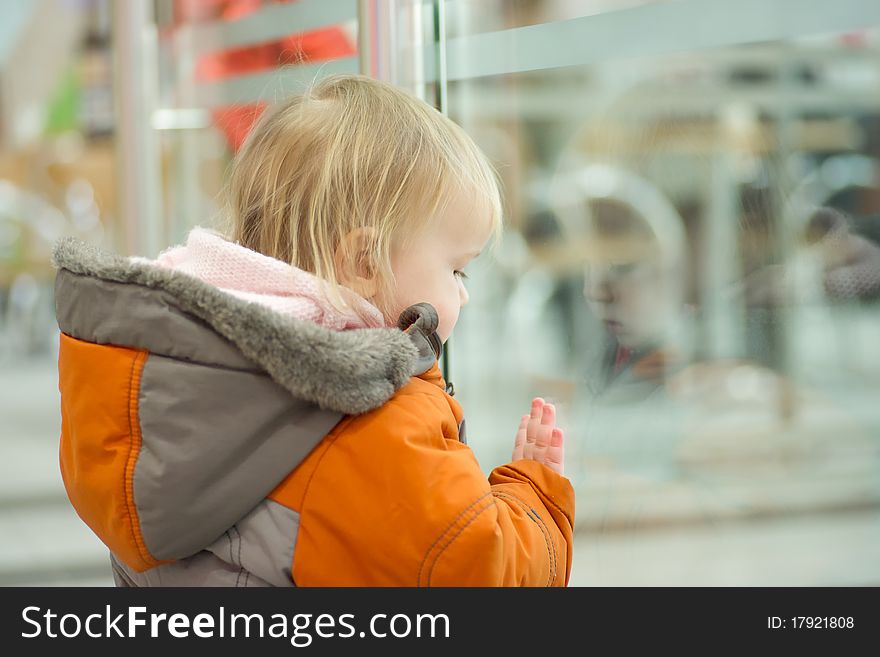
<box><xmin>55</xmin><ymin>74</ymin><xmax>573</xmax><ymax>586</ymax></box>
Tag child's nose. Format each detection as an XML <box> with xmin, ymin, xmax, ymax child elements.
<box><xmin>459</xmin><ymin>280</ymin><xmax>470</xmax><ymax>307</ymax></box>
<box><xmin>585</xmin><ymin>272</ymin><xmax>614</xmax><ymax>304</ymax></box>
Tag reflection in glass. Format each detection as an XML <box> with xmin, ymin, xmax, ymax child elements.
<box><xmin>449</xmin><ymin>22</ymin><xmax>880</xmax><ymax>584</ymax></box>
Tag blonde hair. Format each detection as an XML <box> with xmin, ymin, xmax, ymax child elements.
<box><xmin>227</xmin><ymin>74</ymin><xmax>503</xmax><ymax>320</ymax></box>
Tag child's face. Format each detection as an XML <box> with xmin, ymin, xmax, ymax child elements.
<box><xmin>386</xmin><ymin>194</ymin><xmax>493</xmax><ymax>342</ymax></box>
<box><xmin>584</xmin><ymin>256</ymin><xmax>676</xmax><ymax>349</ymax></box>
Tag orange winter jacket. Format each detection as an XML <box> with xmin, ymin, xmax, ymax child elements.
<box><xmin>54</xmin><ymin>237</ymin><xmax>575</xmax><ymax>586</ymax></box>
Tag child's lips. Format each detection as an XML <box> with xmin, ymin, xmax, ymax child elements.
<box><xmin>603</xmin><ymin>320</ymin><xmax>623</xmax><ymax>334</ymax></box>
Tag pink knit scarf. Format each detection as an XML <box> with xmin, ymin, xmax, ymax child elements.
<box><xmin>145</xmin><ymin>227</ymin><xmax>386</xmax><ymax>331</ymax></box>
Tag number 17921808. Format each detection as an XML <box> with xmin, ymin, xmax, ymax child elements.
<box><xmin>768</xmin><ymin>617</ymin><xmax>854</xmax><ymax>629</ymax></box>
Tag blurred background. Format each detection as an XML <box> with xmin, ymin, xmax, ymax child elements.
<box><xmin>1</xmin><ymin>0</ymin><xmax>878</xmax><ymax>586</ymax></box>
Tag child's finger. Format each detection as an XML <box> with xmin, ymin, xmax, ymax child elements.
<box><xmin>534</xmin><ymin>403</ymin><xmax>555</xmax><ymax>451</ymax></box>
<box><xmin>512</xmin><ymin>415</ymin><xmax>529</xmax><ymax>461</ymax></box>
<box><xmin>544</xmin><ymin>428</ymin><xmax>565</xmax><ymax>476</ymax></box>
<box><xmin>526</xmin><ymin>398</ymin><xmax>544</xmax><ymax>446</ymax></box>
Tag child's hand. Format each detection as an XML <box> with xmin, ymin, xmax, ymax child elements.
<box><xmin>512</xmin><ymin>398</ymin><xmax>565</xmax><ymax>476</ymax></box>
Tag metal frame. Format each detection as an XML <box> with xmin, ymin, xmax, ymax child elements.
<box><xmin>442</xmin><ymin>0</ymin><xmax>880</xmax><ymax>81</ymax></box>
<box><xmin>112</xmin><ymin>0</ymin><xmax>162</xmax><ymax>256</ymax></box>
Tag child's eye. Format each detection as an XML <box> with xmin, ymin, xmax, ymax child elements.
<box><xmin>609</xmin><ymin>262</ymin><xmax>638</xmax><ymax>276</ymax></box>
<box><xmin>454</xmin><ymin>270</ymin><xmax>469</xmax><ymax>280</ymax></box>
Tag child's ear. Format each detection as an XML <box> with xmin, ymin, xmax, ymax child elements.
<box><xmin>334</xmin><ymin>227</ymin><xmax>379</xmax><ymax>298</ymax></box>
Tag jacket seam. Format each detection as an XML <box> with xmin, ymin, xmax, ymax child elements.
<box><xmin>292</xmin><ymin>415</ymin><xmax>359</xmax><ymax>583</ymax></box>
<box><xmin>236</xmin><ymin>526</ymin><xmax>248</xmax><ymax>587</ymax></box>
<box><xmin>493</xmin><ymin>492</ymin><xmax>556</xmax><ymax>587</ymax></box>
<box><xmin>231</xmin><ymin>527</ymin><xmax>246</xmax><ymax>587</ymax></box>
<box><xmin>298</xmin><ymin>416</ymin><xmax>357</xmax><ymax>511</ymax></box>
<box><xmin>531</xmin><ymin>509</ymin><xmax>556</xmax><ymax>586</ymax></box>
<box><xmin>425</xmin><ymin>497</ymin><xmax>497</xmax><ymax>586</ymax></box>
<box><xmin>492</xmin><ymin>491</ymin><xmax>556</xmax><ymax>586</ymax></box>
<box><xmin>124</xmin><ymin>350</ymin><xmax>154</xmax><ymax>570</ymax></box>
<box><xmin>417</xmin><ymin>491</ymin><xmax>493</xmax><ymax>586</ymax></box>
<box><xmin>505</xmin><ymin>464</ymin><xmax>573</xmax><ymax>527</ymax></box>
<box><xmin>237</xmin><ymin>527</ymin><xmax>248</xmax><ymax>587</ymax></box>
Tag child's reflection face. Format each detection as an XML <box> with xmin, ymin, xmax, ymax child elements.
<box><xmin>584</xmin><ymin>257</ymin><xmax>673</xmax><ymax>349</ymax></box>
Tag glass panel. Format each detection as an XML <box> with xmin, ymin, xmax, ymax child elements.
<box><xmin>446</xmin><ymin>6</ymin><xmax>880</xmax><ymax>584</ymax></box>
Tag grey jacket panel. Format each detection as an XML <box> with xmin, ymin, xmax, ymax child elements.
<box><xmin>54</xmin><ymin>237</ymin><xmax>420</xmax><ymax>415</ymax></box>
<box><xmin>110</xmin><ymin>500</ymin><xmax>299</xmax><ymax>587</ymax></box>
<box><xmin>56</xmin><ymin>271</ymin><xmax>257</xmax><ymax>371</ymax></box>
<box><xmin>210</xmin><ymin>500</ymin><xmax>299</xmax><ymax>587</ymax></box>
<box><xmin>136</xmin><ymin>354</ymin><xmax>341</xmax><ymax>561</ymax></box>
<box><xmin>110</xmin><ymin>551</ymin><xmax>273</xmax><ymax>587</ymax></box>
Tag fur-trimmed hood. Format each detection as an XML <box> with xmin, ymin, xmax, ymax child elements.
<box><xmin>53</xmin><ymin>236</ymin><xmax>425</xmax><ymax>415</ymax></box>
